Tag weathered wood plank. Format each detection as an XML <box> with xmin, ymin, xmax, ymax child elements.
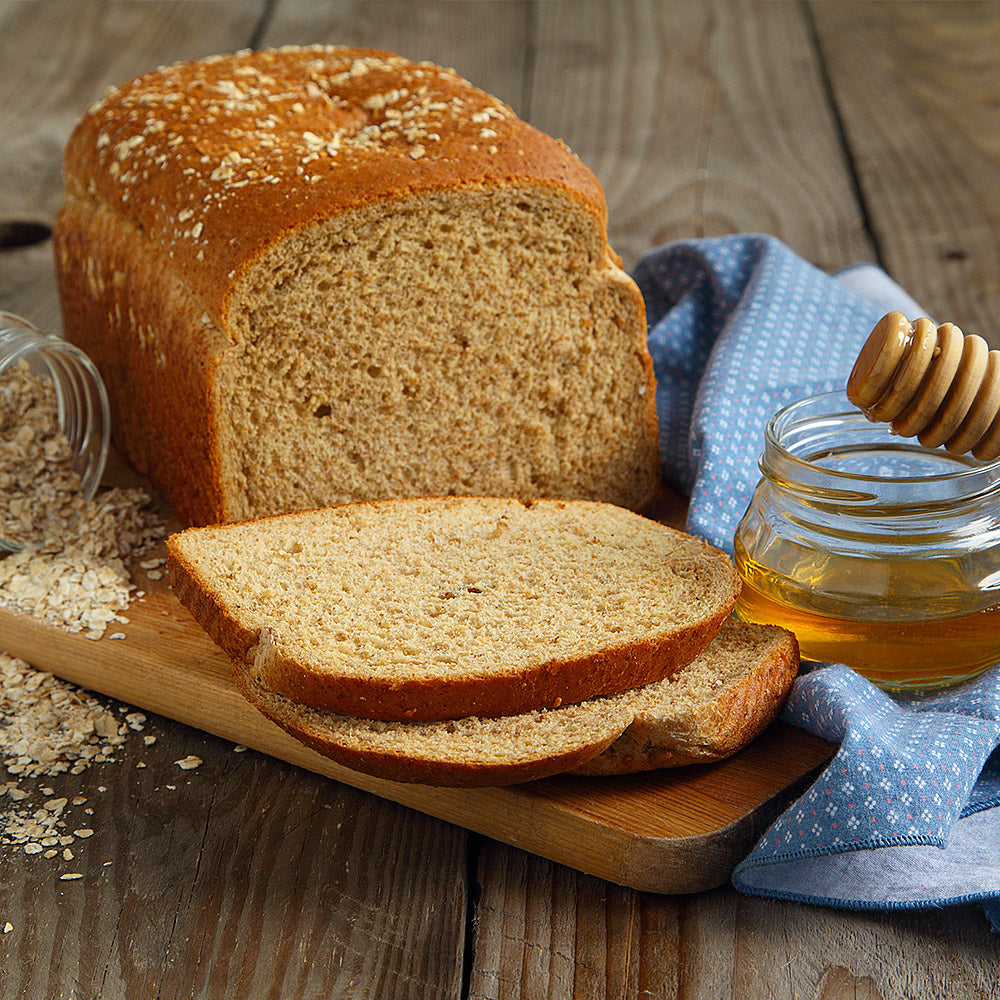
<box><xmin>469</xmin><ymin>862</ymin><xmax>999</xmax><ymax>1000</ymax></box>
<box><xmin>0</xmin><ymin>717</ymin><xmax>469</xmax><ymax>999</ymax></box>
<box><xmin>469</xmin><ymin>847</ymin><xmax>681</xmax><ymax>1000</ymax></box>
<box><xmin>528</xmin><ymin>0</ymin><xmax>876</xmax><ymax>271</ymax></box>
<box><xmin>723</xmin><ymin>891</ymin><xmax>999</xmax><ymax>1000</ymax></box>
<box><xmin>812</xmin><ymin>0</ymin><xmax>1000</xmax><ymax>343</ymax></box>
<box><xmin>256</xmin><ymin>0</ymin><xmax>531</xmax><ymax>114</ymax></box>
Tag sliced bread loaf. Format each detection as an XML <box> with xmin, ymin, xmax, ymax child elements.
<box><xmin>54</xmin><ymin>46</ymin><xmax>660</xmax><ymax>526</ymax></box>
<box><xmin>230</xmin><ymin>621</ymin><xmax>798</xmax><ymax>786</ymax></box>
<box><xmin>166</xmin><ymin>497</ymin><xmax>741</xmax><ymax>722</ymax></box>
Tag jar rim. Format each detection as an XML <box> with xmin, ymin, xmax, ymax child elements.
<box><xmin>763</xmin><ymin>390</ymin><xmax>1000</xmax><ymax>491</ymax></box>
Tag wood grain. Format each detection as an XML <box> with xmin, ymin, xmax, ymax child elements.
<box><xmin>526</xmin><ymin>0</ymin><xmax>876</xmax><ymax>271</ymax></box>
<box><xmin>812</xmin><ymin>1</ymin><xmax>1000</xmax><ymax>345</ymax></box>
<box><xmin>4</xmin><ymin>2</ymin><xmax>1000</xmax><ymax>998</ymax></box>
<box><xmin>0</xmin><ymin>716</ymin><xmax>470</xmax><ymax>999</ymax></box>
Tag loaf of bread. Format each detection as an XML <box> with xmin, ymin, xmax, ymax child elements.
<box><xmin>166</xmin><ymin>497</ymin><xmax>742</xmax><ymax>722</ymax></box>
<box><xmin>231</xmin><ymin>620</ymin><xmax>798</xmax><ymax>786</ymax></box>
<box><xmin>53</xmin><ymin>46</ymin><xmax>661</xmax><ymax>526</ymax></box>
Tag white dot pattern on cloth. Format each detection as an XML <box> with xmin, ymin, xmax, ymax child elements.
<box><xmin>633</xmin><ymin>235</ymin><xmax>1000</xmax><ymax>921</ymax></box>
<box><xmin>765</xmin><ymin>666</ymin><xmax>1000</xmax><ymax>854</ymax></box>
<box><xmin>633</xmin><ymin>233</ymin><xmax>884</xmax><ymax>552</ymax></box>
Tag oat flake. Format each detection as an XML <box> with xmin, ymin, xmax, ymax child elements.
<box><xmin>0</xmin><ymin>361</ymin><xmax>165</xmax><ymax>639</ymax></box>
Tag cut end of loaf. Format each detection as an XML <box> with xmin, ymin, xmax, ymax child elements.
<box><xmin>217</xmin><ymin>186</ymin><xmax>660</xmax><ymax>520</ymax></box>
<box><xmin>167</xmin><ymin>497</ymin><xmax>741</xmax><ymax>722</ymax></box>
<box><xmin>55</xmin><ymin>46</ymin><xmax>660</xmax><ymax>526</ymax></box>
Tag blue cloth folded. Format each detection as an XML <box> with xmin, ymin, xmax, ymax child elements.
<box><xmin>633</xmin><ymin>234</ymin><xmax>1000</xmax><ymax>927</ymax></box>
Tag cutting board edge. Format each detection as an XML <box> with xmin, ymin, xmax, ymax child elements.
<box><xmin>616</xmin><ymin>756</ymin><xmax>829</xmax><ymax>893</ymax></box>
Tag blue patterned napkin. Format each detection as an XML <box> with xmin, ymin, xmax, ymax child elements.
<box><xmin>633</xmin><ymin>234</ymin><xmax>1000</xmax><ymax>927</ymax></box>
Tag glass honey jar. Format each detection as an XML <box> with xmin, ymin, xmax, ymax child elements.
<box><xmin>734</xmin><ymin>390</ymin><xmax>1000</xmax><ymax>690</ymax></box>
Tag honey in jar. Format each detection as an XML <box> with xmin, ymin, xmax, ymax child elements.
<box><xmin>733</xmin><ymin>391</ymin><xmax>1000</xmax><ymax>690</ymax></box>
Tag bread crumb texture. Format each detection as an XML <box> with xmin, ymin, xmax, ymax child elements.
<box><xmin>168</xmin><ymin>497</ymin><xmax>740</xmax><ymax>721</ymax></box>
<box><xmin>54</xmin><ymin>46</ymin><xmax>660</xmax><ymax>525</ymax></box>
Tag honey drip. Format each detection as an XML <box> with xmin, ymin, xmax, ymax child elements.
<box><xmin>846</xmin><ymin>311</ymin><xmax>1000</xmax><ymax>460</ymax></box>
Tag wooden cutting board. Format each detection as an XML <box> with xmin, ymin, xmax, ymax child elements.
<box><xmin>0</xmin><ymin>477</ymin><xmax>832</xmax><ymax>895</ymax></box>
<box><xmin>0</xmin><ymin>577</ymin><xmax>832</xmax><ymax>895</ymax></box>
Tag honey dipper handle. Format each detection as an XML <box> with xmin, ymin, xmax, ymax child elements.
<box><xmin>846</xmin><ymin>311</ymin><xmax>1000</xmax><ymax>461</ymax></box>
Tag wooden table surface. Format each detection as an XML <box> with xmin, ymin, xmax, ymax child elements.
<box><xmin>2</xmin><ymin>2</ymin><xmax>1000</xmax><ymax>997</ymax></box>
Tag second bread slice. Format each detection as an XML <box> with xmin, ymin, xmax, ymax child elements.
<box><xmin>167</xmin><ymin>497</ymin><xmax>741</xmax><ymax>721</ymax></box>
<box><xmin>232</xmin><ymin>620</ymin><xmax>798</xmax><ymax>786</ymax></box>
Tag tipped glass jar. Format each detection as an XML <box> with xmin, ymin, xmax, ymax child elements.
<box><xmin>0</xmin><ymin>311</ymin><xmax>110</xmax><ymax>552</ymax></box>
<box><xmin>734</xmin><ymin>390</ymin><xmax>1000</xmax><ymax>690</ymax></box>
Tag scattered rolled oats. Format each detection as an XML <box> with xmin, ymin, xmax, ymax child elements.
<box><xmin>174</xmin><ymin>755</ymin><xmax>202</xmax><ymax>770</ymax></box>
<box><xmin>0</xmin><ymin>653</ymin><xmax>128</xmax><ymax>782</ymax></box>
<box><xmin>0</xmin><ymin>361</ymin><xmax>165</xmax><ymax>639</ymax></box>
<box><xmin>0</xmin><ymin>653</ymin><xmax>126</xmax><ymax>856</ymax></box>
<box><xmin>1</xmin><ymin>653</ymin><xmax>192</xmax><ymax>873</ymax></box>
<box><xmin>0</xmin><ymin>361</ymin><xmax>204</xmax><ymax>881</ymax></box>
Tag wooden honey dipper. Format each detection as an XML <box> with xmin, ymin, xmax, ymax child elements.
<box><xmin>846</xmin><ymin>311</ymin><xmax>1000</xmax><ymax>461</ymax></box>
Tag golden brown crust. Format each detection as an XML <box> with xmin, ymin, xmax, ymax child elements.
<box><xmin>232</xmin><ymin>668</ymin><xmax>624</xmax><ymax>787</ymax></box>
<box><xmin>571</xmin><ymin>625</ymin><xmax>799</xmax><ymax>775</ymax></box>
<box><xmin>58</xmin><ymin>46</ymin><xmax>607</xmax><ymax>331</ymax></box>
<box><xmin>223</xmin><ymin>620</ymin><xmax>797</xmax><ymax>787</ymax></box>
<box><xmin>54</xmin><ymin>197</ymin><xmax>232</xmax><ymax>525</ymax></box>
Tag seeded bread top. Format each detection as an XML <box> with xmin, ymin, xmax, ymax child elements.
<box><xmin>62</xmin><ymin>46</ymin><xmax>607</xmax><ymax>331</ymax></box>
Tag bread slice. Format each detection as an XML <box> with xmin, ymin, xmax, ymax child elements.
<box><xmin>571</xmin><ymin>620</ymin><xmax>799</xmax><ymax>775</ymax></box>
<box><xmin>230</xmin><ymin>621</ymin><xmax>798</xmax><ymax>786</ymax></box>
<box><xmin>166</xmin><ymin>497</ymin><xmax>741</xmax><ymax>722</ymax></box>
<box><xmin>54</xmin><ymin>46</ymin><xmax>660</xmax><ymax>526</ymax></box>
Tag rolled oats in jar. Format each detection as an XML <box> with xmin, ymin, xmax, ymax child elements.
<box><xmin>0</xmin><ymin>312</ymin><xmax>110</xmax><ymax>551</ymax></box>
